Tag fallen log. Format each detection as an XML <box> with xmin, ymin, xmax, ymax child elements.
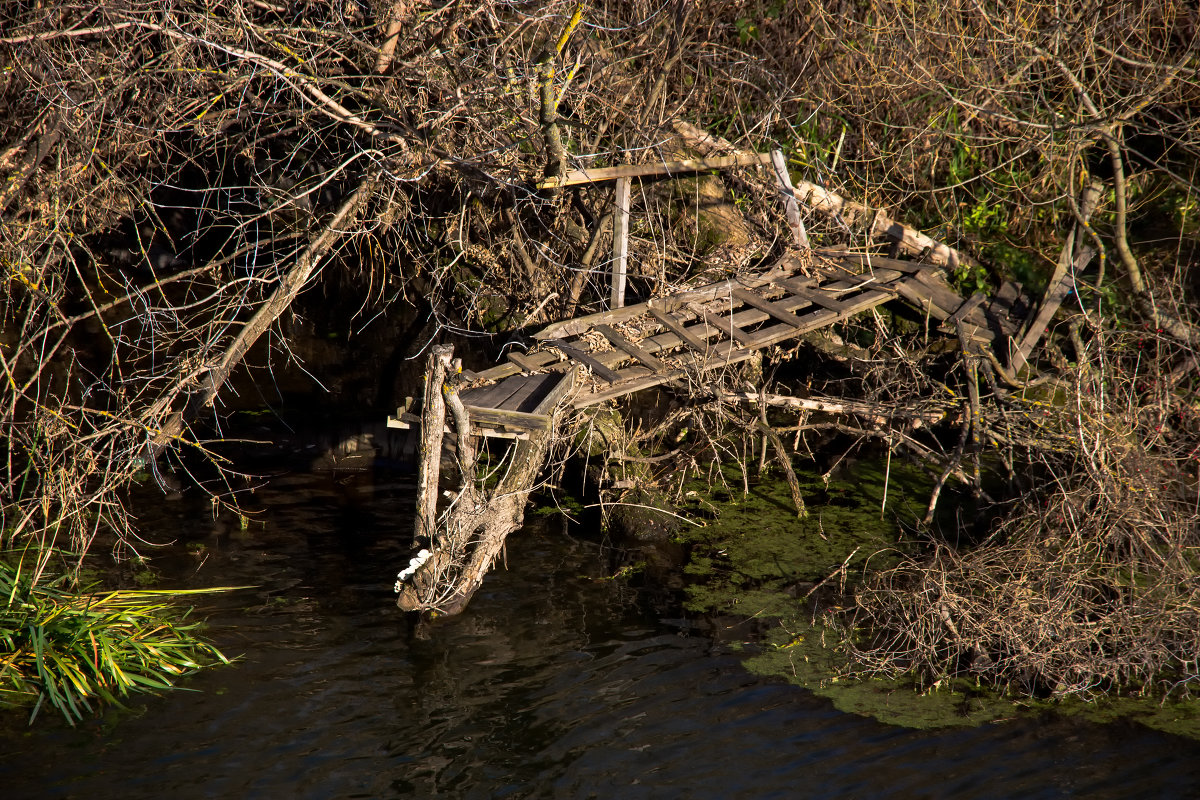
<box><xmin>671</xmin><ymin>120</ymin><xmax>980</xmax><ymax>271</ymax></box>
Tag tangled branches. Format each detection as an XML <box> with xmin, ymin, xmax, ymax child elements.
<box><xmin>3</xmin><ymin>0</ymin><xmax>799</xmax><ymax>572</ymax></box>
<box><xmin>847</xmin><ymin>316</ymin><xmax>1200</xmax><ymax>698</ymax></box>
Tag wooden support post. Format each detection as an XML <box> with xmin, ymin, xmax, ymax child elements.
<box><xmin>611</xmin><ymin>176</ymin><xmax>631</xmax><ymax>309</ymax></box>
<box><xmin>771</xmin><ymin>149</ymin><xmax>809</xmax><ymax>249</ymax></box>
<box><xmin>415</xmin><ymin>345</ymin><xmax>453</xmax><ymax>548</ymax></box>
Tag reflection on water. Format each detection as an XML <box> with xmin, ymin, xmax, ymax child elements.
<box><xmin>2</xmin><ymin>472</ymin><xmax>1199</xmax><ymax>799</ymax></box>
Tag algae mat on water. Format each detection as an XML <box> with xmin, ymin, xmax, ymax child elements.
<box><xmin>677</xmin><ymin>455</ymin><xmax>929</xmax><ymax>616</ymax></box>
<box><xmin>675</xmin><ymin>457</ymin><xmax>1200</xmax><ymax>738</ymax></box>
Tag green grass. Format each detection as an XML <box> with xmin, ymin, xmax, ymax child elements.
<box><xmin>0</xmin><ymin>554</ymin><xmax>242</xmax><ymax>726</ymax></box>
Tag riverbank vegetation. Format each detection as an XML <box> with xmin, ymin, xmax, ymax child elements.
<box><xmin>2</xmin><ymin>0</ymin><xmax>1199</xmax><ymax>719</ymax></box>
<box><xmin>0</xmin><ymin>554</ymin><xmax>233</xmax><ymax>725</ymax></box>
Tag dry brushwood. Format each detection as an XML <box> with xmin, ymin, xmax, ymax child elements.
<box><xmin>1</xmin><ymin>0</ymin><xmax>1199</xmax><ymax>700</ymax></box>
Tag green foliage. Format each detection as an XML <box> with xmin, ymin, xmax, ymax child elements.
<box><xmin>735</xmin><ymin>0</ymin><xmax>785</xmax><ymax>44</ymax></box>
<box><xmin>950</xmin><ymin>261</ymin><xmax>992</xmax><ymax>296</ymax></box>
<box><xmin>0</xmin><ymin>555</ymin><xmax>239</xmax><ymax>726</ymax></box>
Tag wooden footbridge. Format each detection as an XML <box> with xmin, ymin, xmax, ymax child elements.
<box><xmin>389</xmin><ymin>249</ymin><xmax>1029</xmax><ymax>441</ymax></box>
<box><xmin>387</xmin><ymin>245</ymin><xmax>1037</xmax><ymax>617</ymax></box>
<box><xmin>383</xmin><ymin>131</ymin><xmax>1077</xmax><ymax>616</ymax></box>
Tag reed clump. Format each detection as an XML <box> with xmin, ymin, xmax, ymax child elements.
<box><xmin>0</xmin><ymin>556</ymin><xmax>236</xmax><ymax>725</ymax></box>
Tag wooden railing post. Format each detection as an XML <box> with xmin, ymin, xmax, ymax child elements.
<box><xmin>611</xmin><ymin>176</ymin><xmax>631</xmax><ymax>309</ymax></box>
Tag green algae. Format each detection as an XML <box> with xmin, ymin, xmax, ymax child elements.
<box><xmin>677</xmin><ymin>455</ymin><xmax>930</xmax><ymax>615</ymax></box>
<box><xmin>676</xmin><ymin>455</ymin><xmax>1200</xmax><ymax>738</ymax></box>
<box><xmin>744</xmin><ymin>618</ymin><xmax>1020</xmax><ymax>729</ymax></box>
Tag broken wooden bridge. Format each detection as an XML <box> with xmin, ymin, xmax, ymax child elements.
<box><xmin>389</xmin><ymin>248</ymin><xmax>1029</xmax><ymax>441</ymax></box>
<box><xmin>386</xmin><ymin>245</ymin><xmax>1038</xmax><ymax>617</ymax></box>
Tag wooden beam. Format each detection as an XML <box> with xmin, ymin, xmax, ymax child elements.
<box><xmin>595</xmin><ymin>324</ymin><xmax>668</xmax><ymax>371</ymax></box>
<box><xmin>731</xmin><ymin>287</ymin><xmax>806</xmax><ymax>328</ymax></box>
<box><xmin>686</xmin><ymin>302</ymin><xmax>756</xmax><ymax>346</ymax></box>
<box><xmin>774</xmin><ymin>279</ymin><xmax>849</xmax><ymax>313</ymax></box>
<box><xmin>946</xmin><ymin>292</ymin><xmax>988</xmax><ymax>327</ymax></box>
<box><xmin>506</xmin><ymin>351</ymin><xmax>542</xmax><ymax>373</ymax></box>
<box><xmin>648</xmin><ymin>307</ymin><xmax>710</xmax><ymax>353</ymax></box>
<box><xmin>548</xmin><ymin>338</ymin><xmax>622</xmax><ymax>383</ymax></box>
<box><xmin>537</xmin><ymin>152</ymin><xmax>773</xmax><ymax>189</ymax></box>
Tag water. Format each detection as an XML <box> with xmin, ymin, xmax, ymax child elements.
<box><xmin>3</xmin><ymin>471</ymin><xmax>1200</xmax><ymax>799</ymax></box>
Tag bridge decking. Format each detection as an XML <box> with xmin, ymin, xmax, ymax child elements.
<box><xmin>388</xmin><ymin>248</ymin><xmax>1030</xmax><ymax>438</ymax></box>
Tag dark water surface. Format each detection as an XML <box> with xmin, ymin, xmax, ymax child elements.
<box><xmin>3</xmin><ymin>471</ymin><xmax>1200</xmax><ymax>799</ymax></box>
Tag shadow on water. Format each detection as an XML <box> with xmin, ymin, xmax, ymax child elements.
<box><xmin>2</xmin><ymin>470</ymin><xmax>1200</xmax><ymax>799</ymax></box>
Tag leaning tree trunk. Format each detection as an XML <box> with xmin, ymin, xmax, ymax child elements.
<box><xmin>396</xmin><ymin>345</ymin><xmax>562</xmax><ymax>617</ymax></box>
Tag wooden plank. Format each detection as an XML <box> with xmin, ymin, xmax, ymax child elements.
<box><xmin>911</xmin><ymin>271</ymin><xmax>988</xmax><ymax>325</ymax></box>
<box><xmin>498</xmin><ymin>372</ymin><xmax>561</xmax><ymax>413</ymax></box>
<box><xmin>595</xmin><ymin>324</ymin><xmax>669</xmax><ymax>371</ymax></box>
<box><xmin>548</xmin><ymin>338</ymin><xmax>622</xmax><ymax>383</ymax></box>
<box><xmin>531</xmin><ymin>365</ymin><xmax>580</xmax><ymax>416</ymax></box>
<box><xmin>611</xmin><ymin>177</ymin><xmax>630</xmax><ymax>309</ymax></box>
<box><xmin>534</xmin><ymin>251</ymin><xmax>808</xmax><ymax>341</ymax></box>
<box><xmin>731</xmin><ymin>286</ymin><xmax>806</xmax><ymax>328</ymax></box>
<box><xmin>686</xmin><ymin>302</ymin><xmax>756</xmax><ymax>346</ymax></box>
<box><xmin>987</xmin><ymin>280</ymin><xmax>1030</xmax><ymax>329</ymax></box>
<box><xmin>894</xmin><ymin>278</ymin><xmax>951</xmax><ymax>320</ymax></box>
<box><xmin>474</xmin><ymin>349</ymin><xmax>560</xmax><ymax>382</ymax></box>
<box><xmin>1010</xmin><ymin>245</ymin><xmax>1096</xmax><ymax>372</ymax></box>
<box><xmin>648</xmin><ymin>307</ymin><xmax>710</xmax><ymax>353</ymax></box>
<box><xmin>572</xmin><ymin>343</ymin><xmax>742</xmax><ymax>408</ymax></box>
<box><xmin>774</xmin><ymin>278</ymin><xmax>849</xmax><ymax>313</ymax></box>
<box><xmin>741</xmin><ymin>287</ymin><xmax>895</xmax><ymax>348</ymax></box>
<box><xmin>537</xmin><ymin>152</ymin><xmax>773</xmax><ymax>189</ymax></box>
<box><xmin>460</xmin><ymin>374</ymin><xmax>529</xmax><ymax>410</ymax></box>
<box><xmin>464</xmin><ymin>405</ymin><xmax>551</xmax><ymax>432</ymax></box>
<box><xmin>947</xmin><ymin>292</ymin><xmax>988</xmax><ymax>326</ymax></box>
<box><xmin>506</xmin><ymin>351</ymin><xmax>542</xmax><ymax>372</ymax></box>
<box><xmin>572</xmin><ymin>286</ymin><xmax>900</xmax><ymax>408</ymax></box>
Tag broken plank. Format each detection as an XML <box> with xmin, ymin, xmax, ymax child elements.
<box><xmin>730</xmin><ymin>286</ymin><xmax>806</xmax><ymax>328</ymax></box>
<box><xmin>648</xmin><ymin>306</ymin><xmax>711</xmax><ymax>353</ymax></box>
<box><xmin>595</xmin><ymin>324</ymin><xmax>669</xmax><ymax>371</ymax></box>
<box><xmin>686</xmin><ymin>302</ymin><xmax>756</xmax><ymax>346</ymax></box>
<box><xmin>548</xmin><ymin>339</ymin><xmax>622</xmax><ymax>383</ymax></box>
<box><xmin>464</xmin><ymin>405</ymin><xmax>552</xmax><ymax>432</ymax></box>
